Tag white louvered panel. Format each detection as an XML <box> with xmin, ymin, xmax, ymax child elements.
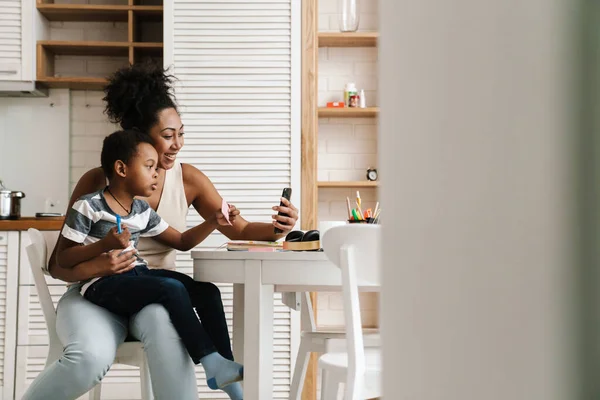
<box><xmin>170</xmin><ymin>0</ymin><xmax>299</xmax><ymax>396</ymax></box>
<box><xmin>0</xmin><ymin>0</ymin><xmax>22</xmax><ymax>80</ymax></box>
<box><xmin>1</xmin><ymin>230</ymin><xmax>19</xmax><ymax>400</ymax></box>
<box><xmin>17</xmin><ymin>285</ymin><xmax>66</xmax><ymax>346</ymax></box>
<box><xmin>0</xmin><ymin>238</ymin><xmax>7</xmax><ymax>390</ymax></box>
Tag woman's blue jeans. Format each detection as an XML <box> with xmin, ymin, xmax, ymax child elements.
<box><xmin>21</xmin><ymin>283</ymin><xmax>199</xmax><ymax>400</ymax></box>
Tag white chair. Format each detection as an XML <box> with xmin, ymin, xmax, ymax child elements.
<box><xmin>288</xmin><ymin>293</ymin><xmax>380</xmax><ymax>400</ymax></box>
<box><xmin>26</xmin><ymin>228</ymin><xmax>154</xmax><ymax>400</ymax></box>
<box><xmin>318</xmin><ymin>225</ymin><xmax>382</xmax><ymax>400</ymax></box>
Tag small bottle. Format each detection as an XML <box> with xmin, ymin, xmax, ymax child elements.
<box><xmin>344</xmin><ymin>83</ymin><xmax>357</xmax><ymax>106</ymax></box>
<box><xmin>359</xmin><ymin>89</ymin><xmax>366</xmax><ymax>108</ymax></box>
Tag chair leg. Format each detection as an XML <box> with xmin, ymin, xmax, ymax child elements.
<box><xmin>289</xmin><ymin>339</ymin><xmax>311</xmax><ymax>400</ymax></box>
<box><xmin>140</xmin><ymin>356</ymin><xmax>154</xmax><ymax>400</ymax></box>
<box><xmin>344</xmin><ymin>376</ymin><xmax>362</xmax><ymax>400</ymax></box>
<box><xmin>320</xmin><ymin>370</ymin><xmax>339</xmax><ymax>400</ymax></box>
<box><xmin>89</xmin><ymin>383</ymin><xmax>102</xmax><ymax>400</ymax></box>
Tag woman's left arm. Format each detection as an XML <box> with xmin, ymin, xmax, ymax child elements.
<box><xmin>182</xmin><ymin>164</ymin><xmax>298</xmax><ymax>241</ymax></box>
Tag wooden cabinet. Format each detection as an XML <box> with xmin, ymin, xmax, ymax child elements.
<box><xmin>0</xmin><ymin>0</ymin><xmax>39</xmax><ymax>92</ymax></box>
<box><xmin>35</xmin><ymin>1</ymin><xmax>164</xmax><ymax>90</ymax></box>
<box><xmin>0</xmin><ymin>0</ymin><xmax>30</xmax><ymax>82</ymax></box>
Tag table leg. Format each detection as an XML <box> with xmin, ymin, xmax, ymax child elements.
<box><xmin>244</xmin><ymin>259</ymin><xmax>274</xmax><ymax>400</ymax></box>
<box><xmin>232</xmin><ymin>283</ymin><xmax>245</xmax><ymax>363</ymax></box>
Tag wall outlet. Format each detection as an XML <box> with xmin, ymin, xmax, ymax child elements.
<box><xmin>44</xmin><ymin>198</ymin><xmax>62</xmax><ymax>213</ymax></box>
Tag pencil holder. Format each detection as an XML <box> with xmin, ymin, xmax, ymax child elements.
<box><xmin>348</xmin><ymin>218</ymin><xmax>373</xmax><ymax>224</ymax></box>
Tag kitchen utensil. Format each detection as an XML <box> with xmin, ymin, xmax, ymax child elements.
<box><xmin>0</xmin><ymin>180</ymin><xmax>25</xmax><ymax>220</ymax></box>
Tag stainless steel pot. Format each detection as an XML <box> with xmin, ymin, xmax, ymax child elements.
<box><xmin>0</xmin><ymin>180</ymin><xmax>25</xmax><ymax>220</ymax></box>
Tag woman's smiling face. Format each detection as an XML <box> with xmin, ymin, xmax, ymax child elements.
<box><xmin>148</xmin><ymin>107</ymin><xmax>185</xmax><ymax>170</ymax></box>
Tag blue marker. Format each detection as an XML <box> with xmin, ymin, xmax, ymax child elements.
<box><xmin>116</xmin><ymin>215</ymin><xmax>122</xmax><ymax>234</ymax></box>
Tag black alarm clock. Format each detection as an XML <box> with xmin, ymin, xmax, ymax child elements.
<box><xmin>366</xmin><ymin>167</ymin><xmax>378</xmax><ymax>181</ymax></box>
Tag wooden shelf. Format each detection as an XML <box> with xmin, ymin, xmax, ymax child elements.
<box><xmin>318</xmin><ymin>181</ymin><xmax>378</xmax><ymax>188</ymax></box>
<box><xmin>35</xmin><ymin>2</ymin><xmax>164</xmax><ymax>90</ymax></box>
<box><xmin>36</xmin><ymin>42</ymin><xmax>163</xmax><ymax>89</ymax></box>
<box><xmin>318</xmin><ymin>107</ymin><xmax>379</xmax><ymax>118</ymax></box>
<box><xmin>38</xmin><ymin>40</ymin><xmax>130</xmax><ymax>56</ymax></box>
<box><xmin>38</xmin><ymin>41</ymin><xmax>162</xmax><ymax>57</ymax></box>
<box><xmin>133</xmin><ymin>42</ymin><xmax>164</xmax><ymax>57</ymax></box>
<box><xmin>36</xmin><ymin>77</ymin><xmax>109</xmax><ymax>90</ymax></box>
<box><xmin>37</xmin><ymin>4</ymin><xmax>163</xmax><ymax>22</ymax></box>
<box><xmin>318</xmin><ymin>32</ymin><xmax>378</xmax><ymax>47</ymax></box>
<box><xmin>37</xmin><ymin>4</ymin><xmax>129</xmax><ymax>22</ymax></box>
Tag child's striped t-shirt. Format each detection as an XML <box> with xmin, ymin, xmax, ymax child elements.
<box><xmin>61</xmin><ymin>188</ymin><xmax>169</xmax><ymax>293</ymax></box>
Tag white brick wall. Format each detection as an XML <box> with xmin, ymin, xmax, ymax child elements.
<box><xmin>318</xmin><ymin>0</ymin><xmax>379</xmax><ymax>31</ymax></box>
<box><xmin>69</xmin><ymin>90</ymin><xmax>119</xmax><ymax>192</ymax></box>
<box><xmin>50</xmin><ymin>21</ymin><xmax>129</xmax><ymax>78</ymax></box>
<box><xmin>317</xmin><ymin>0</ymin><xmax>379</xmax><ymax>327</ymax></box>
<box><xmin>318</xmin><ymin>117</ymin><xmax>378</xmax><ymax>183</ymax></box>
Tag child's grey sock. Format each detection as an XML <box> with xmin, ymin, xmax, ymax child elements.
<box><xmin>200</xmin><ymin>352</ymin><xmax>244</xmax><ymax>390</ymax></box>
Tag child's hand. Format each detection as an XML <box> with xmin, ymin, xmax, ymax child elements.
<box><xmin>103</xmin><ymin>226</ymin><xmax>131</xmax><ymax>250</ymax></box>
<box><xmin>215</xmin><ymin>204</ymin><xmax>239</xmax><ymax>226</ymax></box>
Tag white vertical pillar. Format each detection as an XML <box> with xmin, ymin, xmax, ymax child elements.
<box><xmin>380</xmin><ymin>0</ymin><xmax>582</xmax><ymax>399</ymax></box>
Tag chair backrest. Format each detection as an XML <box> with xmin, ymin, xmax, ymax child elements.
<box><xmin>322</xmin><ymin>224</ymin><xmax>381</xmax><ymax>390</ymax></box>
<box><xmin>322</xmin><ymin>224</ymin><xmax>381</xmax><ymax>287</ymax></box>
<box><xmin>26</xmin><ymin>228</ymin><xmax>61</xmax><ymax>347</ymax></box>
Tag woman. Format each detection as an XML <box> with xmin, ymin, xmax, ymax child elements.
<box><xmin>22</xmin><ymin>63</ymin><xmax>299</xmax><ymax>400</ymax></box>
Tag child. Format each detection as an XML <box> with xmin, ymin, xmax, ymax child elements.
<box><xmin>56</xmin><ymin>129</ymin><xmax>243</xmax><ymax>394</ymax></box>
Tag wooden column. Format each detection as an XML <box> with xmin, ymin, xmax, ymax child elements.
<box><xmin>301</xmin><ymin>0</ymin><xmax>318</xmax><ymax>230</ymax></box>
<box><xmin>301</xmin><ymin>0</ymin><xmax>318</xmax><ymax>399</ymax></box>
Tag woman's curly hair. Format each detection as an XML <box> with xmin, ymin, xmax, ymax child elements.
<box><xmin>103</xmin><ymin>62</ymin><xmax>178</xmax><ymax>134</ymax></box>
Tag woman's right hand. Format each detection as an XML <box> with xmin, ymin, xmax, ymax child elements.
<box><xmin>85</xmin><ymin>250</ymin><xmax>137</xmax><ymax>278</ymax></box>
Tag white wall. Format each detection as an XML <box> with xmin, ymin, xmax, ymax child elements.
<box><xmin>380</xmin><ymin>0</ymin><xmax>581</xmax><ymax>399</ymax></box>
<box><xmin>0</xmin><ymin>90</ymin><xmax>70</xmax><ymax>216</ymax></box>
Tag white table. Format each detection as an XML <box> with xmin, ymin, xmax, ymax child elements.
<box><xmin>191</xmin><ymin>250</ymin><xmax>379</xmax><ymax>400</ymax></box>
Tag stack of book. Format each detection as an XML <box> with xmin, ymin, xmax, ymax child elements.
<box><xmin>226</xmin><ymin>241</ymin><xmax>283</xmax><ymax>251</ymax></box>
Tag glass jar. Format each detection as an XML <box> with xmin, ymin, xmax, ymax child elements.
<box><xmin>339</xmin><ymin>0</ymin><xmax>360</xmax><ymax>32</ymax></box>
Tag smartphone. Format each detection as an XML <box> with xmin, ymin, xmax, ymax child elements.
<box><xmin>35</xmin><ymin>212</ymin><xmax>64</xmax><ymax>218</ymax></box>
<box><xmin>274</xmin><ymin>187</ymin><xmax>292</xmax><ymax>234</ymax></box>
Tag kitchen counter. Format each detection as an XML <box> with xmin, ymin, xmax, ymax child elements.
<box><xmin>0</xmin><ymin>217</ymin><xmax>64</xmax><ymax>231</ymax></box>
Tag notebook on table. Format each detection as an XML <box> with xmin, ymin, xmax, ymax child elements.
<box><xmin>226</xmin><ymin>241</ymin><xmax>283</xmax><ymax>251</ymax></box>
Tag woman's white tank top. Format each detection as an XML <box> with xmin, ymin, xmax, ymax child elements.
<box><xmin>137</xmin><ymin>162</ymin><xmax>188</xmax><ymax>269</ymax></box>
